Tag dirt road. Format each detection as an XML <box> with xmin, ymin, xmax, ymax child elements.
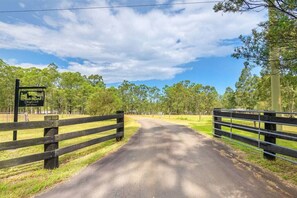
<box><xmin>36</xmin><ymin>118</ymin><xmax>297</xmax><ymax>198</ymax></box>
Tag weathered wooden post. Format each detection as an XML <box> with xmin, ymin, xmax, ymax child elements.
<box><xmin>44</xmin><ymin>115</ymin><xmax>59</xmax><ymax>169</ymax></box>
<box><xmin>116</xmin><ymin>111</ymin><xmax>124</xmax><ymax>141</ymax></box>
<box><xmin>263</xmin><ymin>112</ymin><xmax>276</xmax><ymax>160</ymax></box>
<box><xmin>213</xmin><ymin>108</ymin><xmax>222</xmax><ymax>138</ymax></box>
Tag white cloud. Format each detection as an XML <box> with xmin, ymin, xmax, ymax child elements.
<box><xmin>156</xmin><ymin>0</ymin><xmax>169</xmax><ymax>4</ymax></box>
<box><xmin>0</xmin><ymin>0</ymin><xmax>266</xmax><ymax>82</ymax></box>
<box><xmin>67</xmin><ymin>60</ymin><xmax>187</xmax><ymax>83</ymax></box>
<box><xmin>19</xmin><ymin>2</ymin><xmax>26</xmax><ymax>8</ymax></box>
<box><xmin>4</xmin><ymin>58</ymin><xmax>48</xmax><ymax>69</ymax></box>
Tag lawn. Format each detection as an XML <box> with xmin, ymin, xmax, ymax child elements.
<box><xmin>0</xmin><ymin>114</ymin><xmax>140</xmax><ymax>198</ymax></box>
<box><xmin>141</xmin><ymin>114</ymin><xmax>297</xmax><ymax>186</ymax></box>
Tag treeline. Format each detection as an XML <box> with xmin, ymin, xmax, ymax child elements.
<box><xmin>0</xmin><ymin>59</ymin><xmax>219</xmax><ymax>115</ymax></box>
<box><xmin>222</xmin><ymin>65</ymin><xmax>297</xmax><ymax>112</ymax></box>
<box><xmin>1</xmin><ymin>59</ymin><xmax>296</xmax><ymax>115</ymax></box>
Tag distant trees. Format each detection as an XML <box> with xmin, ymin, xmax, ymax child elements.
<box><xmin>86</xmin><ymin>88</ymin><xmax>121</xmax><ymax>115</ymax></box>
<box><xmin>0</xmin><ymin>61</ymin><xmax>104</xmax><ymax>115</ymax></box>
<box><xmin>221</xmin><ymin>65</ymin><xmax>297</xmax><ymax>112</ymax></box>
<box><xmin>1</xmin><ymin>59</ymin><xmax>296</xmax><ymax>115</ymax></box>
<box><xmin>0</xmin><ymin>60</ymin><xmax>222</xmax><ymax>115</ymax></box>
<box><xmin>161</xmin><ymin>81</ymin><xmax>219</xmax><ymax>115</ymax></box>
<box><xmin>118</xmin><ymin>81</ymin><xmax>162</xmax><ymax>114</ymax></box>
<box><xmin>222</xmin><ymin>87</ymin><xmax>236</xmax><ymax>109</ymax></box>
<box><xmin>234</xmin><ymin>66</ymin><xmax>259</xmax><ymax>109</ymax></box>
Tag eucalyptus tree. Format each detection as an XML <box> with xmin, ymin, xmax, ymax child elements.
<box><xmin>86</xmin><ymin>87</ymin><xmax>121</xmax><ymax>115</ymax></box>
<box><xmin>235</xmin><ymin>66</ymin><xmax>259</xmax><ymax>109</ymax></box>
<box><xmin>201</xmin><ymin>85</ymin><xmax>219</xmax><ymax>114</ymax></box>
<box><xmin>222</xmin><ymin>87</ymin><xmax>237</xmax><ymax>109</ymax></box>
<box><xmin>148</xmin><ymin>86</ymin><xmax>161</xmax><ymax>114</ymax></box>
<box><xmin>86</xmin><ymin>74</ymin><xmax>105</xmax><ymax>88</ymax></box>
<box><xmin>190</xmin><ymin>83</ymin><xmax>204</xmax><ymax>119</ymax></box>
<box><xmin>214</xmin><ymin>0</ymin><xmax>297</xmax><ymax>112</ymax></box>
<box><xmin>58</xmin><ymin>72</ymin><xmax>87</xmax><ymax>114</ymax></box>
<box><xmin>214</xmin><ymin>0</ymin><xmax>297</xmax><ymax>19</ymax></box>
<box><xmin>118</xmin><ymin>80</ymin><xmax>136</xmax><ymax>113</ymax></box>
<box><xmin>0</xmin><ymin>63</ymin><xmax>24</xmax><ymax>112</ymax></box>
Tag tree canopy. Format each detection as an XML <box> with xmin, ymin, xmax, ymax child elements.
<box><xmin>214</xmin><ymin>0</ymin><xmax>297</xmax><ymax>19</ymax></box>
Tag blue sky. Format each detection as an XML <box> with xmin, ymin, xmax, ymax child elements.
<box><xmin>0</xmin><ymin>0</ymin><xmax>266</xmax><ymax>94</ymax></box>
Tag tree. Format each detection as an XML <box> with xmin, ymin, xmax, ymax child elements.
<box><xmin>214</xmin><ymin>0</ymin><xmax>297</xmax><ymax>19</ymax></box>
<box><xmin>282</xmin><ymin>74</ymin><xmax>297</xmax><ymax>112</ymax></box>
<box><xmin>42</xmin><ymin>64</ymin><xmax>60</xmax><ymax>113</ymax></box>
<box><xmin>147</xmin><ymin>86</ymin><xmax>161</xmax><ymax>114</ymax></box>
<box><xmin>162</xmin><ymin>81</ymin><xmax>193</xmax><ymax>114</ymax></box>
<box><xmin>86</xmin><ymin>74</ymin><xmax>105</xmax><ymax>88</ymax></box>
<box><xmin>118</xmin><ymin>81</ymin><xmax>136</xmax><ymax>113</ymax></box>
<box><xmin>59</xmin><ymin>72</ymin><xmax>86</xmax><ymax>114</ymax></box>
<box><xmin>161</xmin><ymin>81</ymin><xmax>219</xmax><ymax>115</ymax></box>
<box><xmin>201</xmin><ymin>85</ymin><xmax>219</xmax><ymax>114</ymax></box>
<box><xmin>235</xmin><ymin>66</ymin><xmax>259</xmax><ymax>109</ymax></box>
<box><xmin>51</xmin><ymin>88</ymin><xmax>66</xmax><ymax>114</ymax></box>
<box><xmin>255</xmin><ymin>75</ymin><xmax>271</xmax><ymax>110</ymax></box>
<box><xmin>214</xmin><ymin>0</ymin><xmax>297</xmax><ymax>112</ymax></box>
<box><xmin>86</xmin><ymin>88</ymin><xmax>121</xmax><ymax>115</ymax></box>
<box><xmin>190</xmin><ymin>83</ymin><xmax>203</xmax><ymax>117</ymax></box>
<box><xmin>0</xmin><ymin>63</ymin><xmax>24</xmax><ymax>112</ymax></box>
<box><xmin>222</xmin><ymin>87</ymin><xmax>237</xmax><ymax>109</ymax></box>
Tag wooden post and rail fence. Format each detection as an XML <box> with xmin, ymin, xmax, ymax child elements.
<box><xmin>0</xmin><ymin>111</ymin><xmax>124</xmax><ymax>170</ymax></box>
<box><xmin>213</xmin><ymin>108</ymin><xmax>297</xmax><ymax>161</ymax></box>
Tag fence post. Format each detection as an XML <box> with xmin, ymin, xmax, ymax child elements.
<box><xmin>213</xmin><ymin>108</ymin><xmax>221</xmax><ymax>138</ymax></box>
<box><xmin>13</xmin><ymin>79</ymin><xmax>20</xmax><ymax>141</ymax></box>
<box><xmin>116</xmin><ymin>111</ymin><xmax>124</xmax><ymax>141</ymax></box>
<box><xmin>44</xmin><ymin>115</ymin><xmax>59</xmax><ymax>169</ymax></box>
<box><xmin>263</xmin><ymin>112</ymin><xmax>276</xmax><ymax>160</ymax></box>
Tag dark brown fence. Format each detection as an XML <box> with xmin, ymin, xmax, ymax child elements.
<box><xmin>0</xmin><ymin>111</ymin><xmax>124</xmax><ymax>169</ymax></box>
<box><xmin>213</xmin><ymin>108</ymin><xmax>297</xmax><ymax>162</ymax></box>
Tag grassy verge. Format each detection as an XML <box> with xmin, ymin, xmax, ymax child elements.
<box><xmin>142</xmin><ymin>114</ymin><xmax>297</xmax><ymax>187</ymax></box>
<box><xmin>0</xmin><ymin>115</ymin><xmax>140</xmax><ymax>198</ymax></box>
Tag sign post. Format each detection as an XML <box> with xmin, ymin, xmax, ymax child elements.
<box><xmin>13</xmin><ymin>79</ymin><xmax>20</xmax><ymax>141</ymax></box>
<box><xmin>13</xmin><ymin>79</ymin><xmax>46</xmax><ymax>141</ymax></box>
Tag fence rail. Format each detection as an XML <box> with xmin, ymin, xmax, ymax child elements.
<box><xmin>213</xmin><ymin>108</ymin><xmax>297</xmax><ymax>162</ymax></box>
<box><xmin>0</xmin><ymin>111</ymin><xmax>124</xmax><ymax>169</ymax></box>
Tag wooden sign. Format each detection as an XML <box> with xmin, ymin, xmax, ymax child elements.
<box><xmin>19</xmin><ymin>90</ymin><xmax>45</xmax><ymax>107</ymax></box>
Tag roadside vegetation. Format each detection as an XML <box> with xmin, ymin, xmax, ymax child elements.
<box><xmin>147</xmin><ymin>114</ymin><xmax>297</xmax><ymax>186</ymax></box>
<box><xmin>0</xmin><ymin>114</ymin><xmax>139</xmax><ymax>198</ymax></box>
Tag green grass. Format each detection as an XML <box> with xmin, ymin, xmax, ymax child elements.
<box><xmin>142</xmin><ymin>114</ymin><xmax>297</xmax><ymax>186</ymax></box>
<box><xmin>0</xmin><ymin>114</ymin><xmax>140</xmax><ymax>198</ymax></box>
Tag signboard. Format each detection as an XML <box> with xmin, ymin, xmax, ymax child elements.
<box><xmin>13</xmin><ymin>79</ymin><xmax>47</xmax><ymax>140</ymax></box>
<box><xmin>19</xmin><ymin>90</ymin><xmax>45</xmax><ymax>107</ymax></box>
